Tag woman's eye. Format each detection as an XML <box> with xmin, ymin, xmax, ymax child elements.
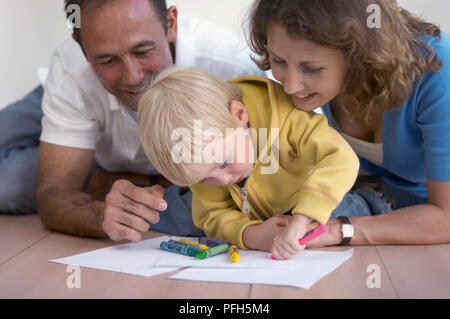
<box><xmin>271</xmin><ymin>57</ymin><xmax>285</xmax><ymax>65</ymax></box>
<box><xmin>304</xmin><ymin>67</ymin><xmax>324</xmax><ymax>74</ymax></box>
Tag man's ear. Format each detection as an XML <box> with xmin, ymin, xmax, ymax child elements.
<box><xmin>71</xmin><ymin>33</ymin><xmax>86</xmax><ymax>56</ymax></box>
<box><xmin>166</xmin><ymin>6</ymin><xmax>178</xmax><ymax>43</ymax></box>
<box><xmin>72</xmin><ymin>33</ymin><xmax>79</xmax><ymax>43</ymax></box>
<box><xmin>230</xmin><ymin>100</ymin><xmax>249</xmax><ymax>127</ymax></box>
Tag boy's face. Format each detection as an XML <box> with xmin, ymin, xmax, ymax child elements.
<box><xmin>199</xmin><ymin>127</ymin><xmax>255</xmax><ymax>186</ymax></box>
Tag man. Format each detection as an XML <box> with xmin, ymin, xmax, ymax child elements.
<box><xmin>0</xmin><ymin>0</ymin><xmax>264</xmax><ymax>242</ymax></box>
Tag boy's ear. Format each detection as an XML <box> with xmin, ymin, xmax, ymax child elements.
<box><xmin>229</xmin><ymin>100</ymin><xmax>249</xmax><ymax>127</ymax></box>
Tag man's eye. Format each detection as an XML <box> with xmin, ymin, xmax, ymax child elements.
<box><xmin>135</xmin><ymin>49</ymin><xmax>151</xmax><ymax>57</ymax></box>
<box><xmin>99</xmin><ymin>59</ymin><xmax>114</xmax><ymax>65</ymax></box>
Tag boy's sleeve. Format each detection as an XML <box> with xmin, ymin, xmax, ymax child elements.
<box><xmin>190</xmin><ymin>183</ymin><xmax>262</xmax><ymax>249</ymax></box>
<box><xmin>287</xmin><ymin>112</ymin><xmax>360</xmax><ymax>224</ymax></box>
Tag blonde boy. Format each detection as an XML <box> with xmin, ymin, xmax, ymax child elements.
<box><xmin>138</xmin><ymin>66</ymin><xmax>359</xmax><ymax>260</ymax></box>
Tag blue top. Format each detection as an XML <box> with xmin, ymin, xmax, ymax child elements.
<box><xmin>322</xmin><ymin>33</ymin><xmax>450</xmax><ymax>198</ymax></box>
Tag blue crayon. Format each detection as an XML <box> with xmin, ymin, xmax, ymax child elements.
<box><xmin>160</xmin><ymin>241</ymin><xmax>198</xmax><ymax>256</ymax></box>
<box><xmin>168</xmin><ymin>239</ymin><xmax>201</xmax><ymax>252</ymax></box>
<box><xmin>199</xmin><ymin>237</ymin><xmax>232</xmax><ymax>248</ymax></box>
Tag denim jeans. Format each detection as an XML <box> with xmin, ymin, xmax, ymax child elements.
<box><xmin>0</xmin><ymin>86</ymin><xmax>43</xmax><ymax>214</ymax></box>
<box><xmin>330</xmin><ymin>176</ymin><xmax>428</xmax><ymax>219</ymax></box>
<box><xmin>149</xmin><ymin>185</ymin><xmax>205</xmax><ymax>237</ymax></box>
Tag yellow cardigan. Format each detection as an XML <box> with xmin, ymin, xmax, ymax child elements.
<box><xmin>190</xmin><ymin>76</ymin><xmax>359</xmax><ymax>249</ymax></box>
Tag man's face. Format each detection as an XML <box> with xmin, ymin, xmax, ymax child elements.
<box><xmin>80</xmin><ymin>0</ymin><xmax>177</xmax><ymax>111</ymax></box>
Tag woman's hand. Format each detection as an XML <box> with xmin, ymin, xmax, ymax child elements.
<box><xmin>307</xmin><ymin>218</ymin><xmax>343</xmax><ymax>248</ymax></box>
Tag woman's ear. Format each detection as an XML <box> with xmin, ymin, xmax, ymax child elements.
<box><xmin>229</xmin><ymin>100</ymin><xmax>249</xmax><ymax>127</ymax></box>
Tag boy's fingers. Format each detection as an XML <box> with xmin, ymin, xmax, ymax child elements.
<box><xmin>274</xmin><ymin>215</ymin><xmax>291</xmax><ymax>227</ymax></box>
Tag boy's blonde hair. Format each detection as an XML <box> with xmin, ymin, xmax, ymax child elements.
<box><xmin>138</xmin><ymin>66</ymin><xmax>243</xmax><ymax>186</ymax></box>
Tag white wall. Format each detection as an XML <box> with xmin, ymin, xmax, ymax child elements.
<box><xmin>1</xmin><ymin>0</ymin><xmax>449</xmax><ymax>109</ymax></box>
<box><xmin>167</xmin><ymin>0</ymin><xmax>254</xmax><ymax>39</ymax></box>
<box><xmin>0</xmin><ymin>0</ymin><xmax>70</xmax><ymax>108</ymax></box>
<box><xmin>399</xmin><ymin>0</ymin><xmax>450</xmax><ymax>34</ymax></box>
<box><xmin>0</xmin><ymin>0</ymin><xmax>254</xmax><ymax>109</ymax></box>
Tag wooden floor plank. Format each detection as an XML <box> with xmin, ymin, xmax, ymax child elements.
<box><xmin>2</xmin><ymin>215</ymin><xmax>449</xmax><ymax>298</ymax></box>
<box><xmin>250</xmin><ymin>246</ymin><xmax>399</xmax><ymax>298</ymax></box>
<box><xmin>376</xmin><ymin>244</ymin><xmax>450</xmax><ymax>299</ymax></box>
<box><xmin>0</xmin><ymin>214</ymin><xmax>50</xmax><ymax>265</ymax></box>
<box><xmin>0</xmin><ymin>230</ymin><xmax>250</xmax><ymax>298</ymax></box>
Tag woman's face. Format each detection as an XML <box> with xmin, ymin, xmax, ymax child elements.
<box><xmin>266</xmin><ymin>23</ymin><xmax>348</xmax><ymax>112</ymax></box>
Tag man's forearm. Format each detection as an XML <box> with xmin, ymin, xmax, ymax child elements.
<box><xmin>36</xmin><ymin>185</ymin><xmax>107</xmax><ymax>238</ymax></box>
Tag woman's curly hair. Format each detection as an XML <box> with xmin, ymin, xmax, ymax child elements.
<box><xmin>247</xmin><ymin>0</ymin><xmax>443</xmax><ymax>123</ymax></box>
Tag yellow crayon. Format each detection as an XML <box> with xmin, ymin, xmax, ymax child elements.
<box><xmin>229</xmin><ymin>245</ymin><xmax>240</xmax><ymax>263</ymax></box>
<box><xmin>180</xmin><ymin>238</ymin><xmax>209</xmax><ymax>250</ymax></box>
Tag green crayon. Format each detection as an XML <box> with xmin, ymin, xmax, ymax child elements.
<box><xmin>194</xmin><ymin>243</ymin><xmax>229</xmax><ymax>259</ymax></box>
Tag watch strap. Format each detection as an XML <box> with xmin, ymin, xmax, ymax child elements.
<box><xmin>338</xmin><ymin>216</ymin><xmax>353</xmax><ymax>246</ymax></box>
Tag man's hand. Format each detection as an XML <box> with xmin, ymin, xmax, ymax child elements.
<box><xmin>271</xmin><ymin>214</ymin><xmax>312</xmax><ymax>260</ymax></box>
<box><xmin>87</xmin><ymin>171</ymin><xmax>151</xmax><ymax>200</ymax></box>
<box><xmin>243</xmin><ymin>214</ymin><xmax>292</xmax><ymax>252</ymax></box>
<box><xmin>102</xmin><ymin>180</ymin><xmax>167</xmax><ymax>242</ymax></box>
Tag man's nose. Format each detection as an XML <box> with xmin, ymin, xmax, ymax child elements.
<box><xmin>122</xmin><ymin>57</ymin><xmax>144</xmax><ymax>86</ymax></box>
<box><xmin>282</xmin><ymin>70</ymin><xmax>305</xmax><ymax>95</ymax></box>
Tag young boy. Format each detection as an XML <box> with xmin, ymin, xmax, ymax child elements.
<box><xmin>138</xmin><ymin>66</ymin><xmax>359</xmax><ymax>260</ymax></box>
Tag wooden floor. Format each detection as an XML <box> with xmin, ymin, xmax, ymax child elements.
<box><xmin>1</xmin><ymin>214</ymin><xmax>449</xmax><ymax>299</ymax></box>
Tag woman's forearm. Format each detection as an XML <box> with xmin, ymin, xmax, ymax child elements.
<box><xmin>349</xmin><ymin>204</ymin><xmax>450</xmax><ymax>245</ymax></box>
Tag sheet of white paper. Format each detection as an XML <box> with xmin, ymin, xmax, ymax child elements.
<box><xmin>49</xmin><ymin>236</ymin><xmax>178</xmax><ymax>278</ymax></box>
<box><xmin>169</xmin><ymin>249</ymin><xmax>353</xmax><ymax>289</ymax></box>
<box><xmin>155</xmin><ymin>240</ymin><xmax>296</xmax><ymax>270</ymax></box>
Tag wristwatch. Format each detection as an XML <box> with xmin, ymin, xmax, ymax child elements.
<box><xmin>338</xmin><ymin>216</ymin><xmax>353</xmax><ymax>246</ymax></box>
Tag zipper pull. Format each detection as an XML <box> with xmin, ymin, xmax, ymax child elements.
<box><xmin>241</xmin><ymin>186</ymin><xmax>250</xmax><ymax>215</ymax></box>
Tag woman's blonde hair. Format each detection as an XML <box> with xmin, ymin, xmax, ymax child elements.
<box><xmin>138</xmin><ymin>66</ymin><xmax>243</xmax><ymax>186</ymax></box>
<box><xmin>247</xmin><ymin>0</ymin><xmax>443</xmax><ymax>123</ymax></box>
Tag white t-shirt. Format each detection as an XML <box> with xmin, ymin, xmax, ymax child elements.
<box><xmin>41</xmin><ymin>16</ymin><xmax>265</xmax><ymax>175</ymax></box>
<box><xmin>330</xmin><ymin>112</ymin><xmax>383</xmax><ymax>166</ymax></box>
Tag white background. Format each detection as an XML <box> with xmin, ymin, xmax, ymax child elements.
<box><xmin>1</xmin><ymin>0</ymin><xmax>449</xmax><ymax>108</ymax></box>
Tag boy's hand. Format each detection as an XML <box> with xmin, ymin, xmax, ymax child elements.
<box><xmin>271</xmin><ymin>214</ymin><xmax>313</xmax><ymax>260</ymax></box>
<box><xmin>243</xmin><ymin>214</ymin><xmax>292</xmax><ymax>252</ymax></box>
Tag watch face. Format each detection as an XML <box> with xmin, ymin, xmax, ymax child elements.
<box><xmin>342</xmin><ymin>224</ymin><xmax>354</xmax><ymax>238</ymax></box>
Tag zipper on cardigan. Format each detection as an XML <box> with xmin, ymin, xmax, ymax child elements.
<box><xmin>240</xmin><ymin>186</ymin><xmax>250</xmax><ymax>215</ymax></box>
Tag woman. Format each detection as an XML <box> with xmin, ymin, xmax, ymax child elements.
<box><xmin>247</xmin><ymin>0</ymin><xmax>450</xmax><ymax>246</ymax></box>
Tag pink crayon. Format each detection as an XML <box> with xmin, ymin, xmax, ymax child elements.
<box><xmin>299</xmin><ymin>224</ymin><xmax>327</xmax><ymax>245</ymax></box>
<box><xmin>271</xmin><ymin>224</ymin><xmax>327</xmax><ymax>260</ymax></box>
